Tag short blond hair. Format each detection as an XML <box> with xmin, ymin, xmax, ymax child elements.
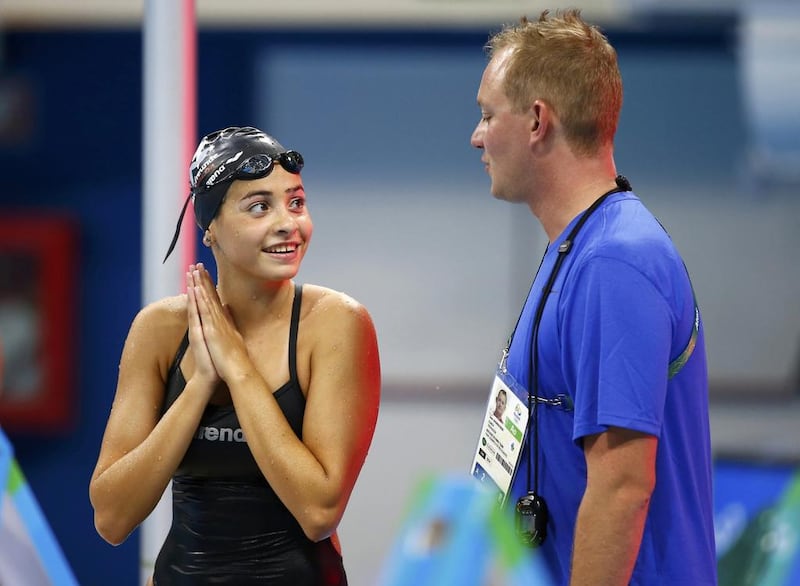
<box><xmin>487</xmin><ymin>9</ymin><xmax>622</xmax><ymax>156</ymax></box>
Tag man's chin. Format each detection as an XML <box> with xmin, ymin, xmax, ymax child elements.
<box><xmin>490</xmin><ymin>185</ymin><xmax>508</xmax><ymax>201</ymax></box>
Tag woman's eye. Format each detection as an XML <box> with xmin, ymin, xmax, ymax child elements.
<box><xmin>248</xmin><ymin>202</ymin><xmax>269</xmax><ymax>213</ymax></box>
<box><xmin>289</xmin><ymin>198</ymin><xmax>305</xmax><ymax>210</ymax></box>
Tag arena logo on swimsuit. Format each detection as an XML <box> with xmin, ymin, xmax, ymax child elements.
<box><xmin>195</xmin><ymin>425</ymin><xmax>247</xmax><ymax>443</ymax></box>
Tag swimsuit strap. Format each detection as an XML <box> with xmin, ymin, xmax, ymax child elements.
<box><xmin>168</xmin><ymin>330</ymin><xmax>190</xmax><ymax>380</ymax></box>
<box><xmin>288</xmin><ymin>283</ymin><xmax>303</xmax><ymax>385</ymax></box>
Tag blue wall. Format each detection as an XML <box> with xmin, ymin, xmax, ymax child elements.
<box><xmin>1</xmin><ymin>30</ymin><xmax>143</xmax><ymax>586</ymax></box>
<box><xmin>0</xmin><ymin>21</ymin><xmax>742</xmax><ymax>585</ymax></box>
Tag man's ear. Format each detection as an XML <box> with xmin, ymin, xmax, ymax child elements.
<box><xmin>530</xmin><ymin>101</ymin><xmax>547</xmax><ymax>134</ymax></box>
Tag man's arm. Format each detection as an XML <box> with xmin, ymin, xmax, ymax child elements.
<box><xmin>569</xmin><ymin>426</ymin><xmax>657</xmax><ymax>586</ymax></box>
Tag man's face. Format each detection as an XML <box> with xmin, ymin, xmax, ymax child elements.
<box><xmin>470</xmin><ymin>48</ymin><xmax>535</xmax><ymax>204</ymax></box>
<box><xmin>495</xmin><ymin>391</ymin><xmax>507</xmax><ymax>415</ymax></box>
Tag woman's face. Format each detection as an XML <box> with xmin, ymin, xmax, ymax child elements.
<box><xmin>207</xmin><ymin>166</ymin><xmax>313</xmax><ymax>282</ymax></box>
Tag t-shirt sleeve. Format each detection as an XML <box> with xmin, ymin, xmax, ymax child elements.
<box><xmin>563</xmin><ymin>256</ymin><xmax>673</xmax><ymax>442</ymax></box>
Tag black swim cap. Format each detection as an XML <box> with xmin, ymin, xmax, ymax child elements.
<box><xmin>163</xmin><ymin>126</ymin><xmax>303</xmax><ymax>263</ymax></box>
<box><xmin>189</xmin><ymin>126</ymin><xmax>291</xmax><ymax>228</ymax></box>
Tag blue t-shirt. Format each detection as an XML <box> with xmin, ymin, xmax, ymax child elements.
<box><xmin>505</xmin><ymin>192</ymin><xmax>716</xmax><ymax>585</ymax></box>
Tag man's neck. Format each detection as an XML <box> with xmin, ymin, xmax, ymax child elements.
<box><xmin>529</xmin><ymin>150</ymin><xmax>619</xmax><ymax>242</ymax></box>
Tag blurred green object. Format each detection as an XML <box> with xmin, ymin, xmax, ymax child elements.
<box><xmin>718</xmin><ymin>471</ymin><xmax>800</xmax><ymax>586</ymax></box>
<box><xmin>376</xmin><ymin>473</ymin><xmax>554</xmax><ymax>586</ymax></box>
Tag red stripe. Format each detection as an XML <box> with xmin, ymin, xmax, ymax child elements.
<box><xmin>180</xmin><ymin>0</ymin><xmax>197</xmax><ymax>282</ymax></box>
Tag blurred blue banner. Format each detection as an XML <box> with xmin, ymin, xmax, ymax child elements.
<box><xmin>0</xmin><ymin>427</ymin><xmax>78</xmax><ymax>586</ymax></box>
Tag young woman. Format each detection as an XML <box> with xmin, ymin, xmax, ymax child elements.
<box><xmin>90</xmin><ymin>126</ymin><xmax>381</xmax><ymax>585</ymax></box>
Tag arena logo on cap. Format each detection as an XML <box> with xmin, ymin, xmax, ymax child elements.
<box><xmin>196</xmin><ymin>152</ymin><xmax>221</xmax><ymax>178</ymax></box>
<box><xmin>205</xmin><ymin>164</ymin><xmax>227</xmax><ymax>188</ymax></box>
<box><xmin>204</xmin><ymin>151</ymin><xmax>245</xmax><ymax>188</ymax></box>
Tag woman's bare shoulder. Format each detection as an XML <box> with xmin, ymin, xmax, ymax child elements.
<box><xmin>124</xmin><ymin>294</ymin><xmax>189</xmax><ymax>353</ymax></box>
<box><xmin>117</xmin><ymin>294</ymin><xmax>190</xmax><ymax>379</ymax></box>
<box><xmin>298</xmin><ymin>284</ymin><xmax>377</xmax><ymax>355</ymax></box>
<box><xmin>299</xmin><ymin>284</ymin><xmax>372</xmax><ymax>321</ymax></box>
<box><xmin>133</xmin><ymin>294</ymin><xmax>188</xmax><ymax>329</ymax></box>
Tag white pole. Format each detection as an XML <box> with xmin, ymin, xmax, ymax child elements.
<box><xmin>141</xmin><ymin>0</ymin><xmax>196</xmax><ymax>583</ymax></box>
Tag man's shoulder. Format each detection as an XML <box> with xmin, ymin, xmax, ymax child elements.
<box><xmin>582</xmin><ymin>197</ymin><xmax>683</xmax><ymax>270</ymax></box>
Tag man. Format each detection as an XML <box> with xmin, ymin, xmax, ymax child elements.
<box><xmin>493</xmin><ymin>388</ymin><xmax>508</xmax><ymax>421</ymax></box>
<box><xmin>470</xmin><ymin>9</ymin><xmax>716</xmax><ymax>585</ymax></box>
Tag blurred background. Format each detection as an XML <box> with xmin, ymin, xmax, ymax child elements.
<box><xmin>0</xmin><ymin>0</ymin><xmax>798</xmax><ymax>584</ymax></box>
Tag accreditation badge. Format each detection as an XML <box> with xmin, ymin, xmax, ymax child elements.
<box><xmin>470</xmin><ymin>367</ymin><xmax>529</xmax><ymax>506</ymax></box>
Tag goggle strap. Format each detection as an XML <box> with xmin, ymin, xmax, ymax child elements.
<box><xmin>163</xmin><ymin>192</ymin><xmax>193</xmax><ymax>264</ymax></box>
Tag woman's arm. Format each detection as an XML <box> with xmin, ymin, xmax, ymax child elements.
<box><xmin>89</xmin><ymin>289</ymin><xmax>217</xmax><ymax>545</ymax></box>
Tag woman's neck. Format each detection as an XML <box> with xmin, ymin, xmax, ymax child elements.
<box><xmin>215</xmin><ymin>274</ymin><xmax>295</xmax><ymax>328</ymax></box>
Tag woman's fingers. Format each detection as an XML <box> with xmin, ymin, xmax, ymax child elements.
<box><xmin>186</xmin><ymin>266</ymin><xmax>219</xmax><ymax>384</ymax></box>
<box><xmin>192</xmin><ymin>266</ymin><xmax>229</xmax><ymax>330</ymax></box>
<box><xmin>188</xmin><ymin>264</ymin><xmax>247</xmax><ymax>382</ymax></box>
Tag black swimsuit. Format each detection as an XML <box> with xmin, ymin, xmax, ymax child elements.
<box><xmin>153</xmin><ymin>284</ymin><xmax>347</xmax><ymax>585</ymax></box>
